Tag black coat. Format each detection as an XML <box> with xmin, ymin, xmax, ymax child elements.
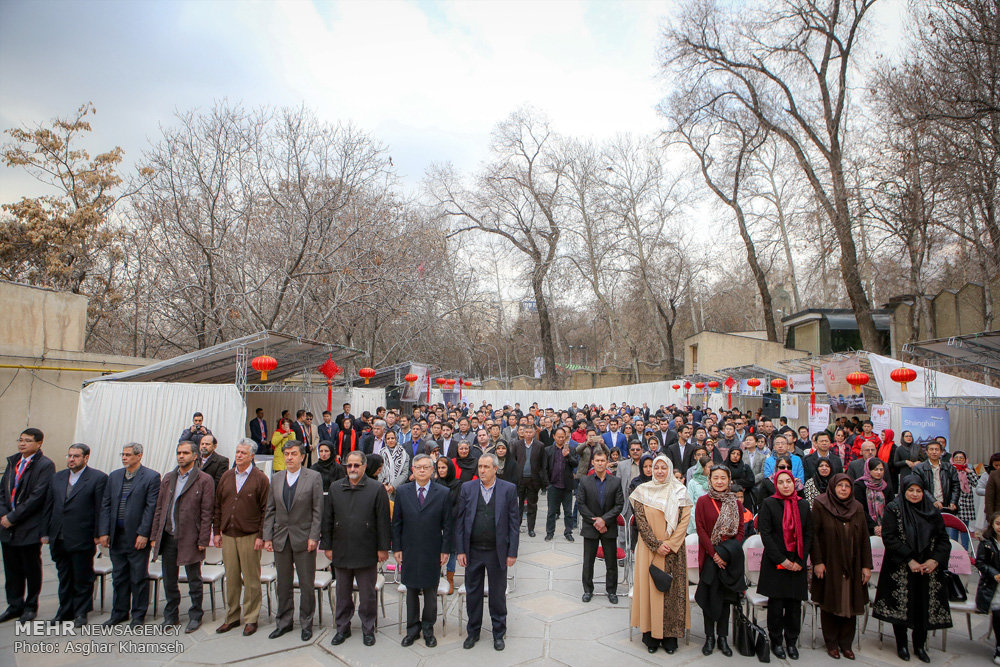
<box><xmin>539</xmin><ymin>444</ymin><xmax>579</xmax><ymax>489</ymax></box>
<box><xmin>199</xmin><ymin>452</ymin><xmax>230</xmax><ymax>487</ymax></box>
<box><xmin>726</xmin><ymin>462</ymin><xmax>755</xmax><ymax>493</ymax></box>
<box><xmin>853</xmin><ymin>480</ymin><xmax>895</xmax><ymax>535</ymax></box>
<box><xmin>756</xmin><ymin>496</ymin><xmax>812</xmax><ymax>600</ymax></box>
<box><xmin>249</xmin><ymin>417</ymin><xmax>269</xmax><ymax>446</ymax></box>
<box><xmin>99</xmin><ymin>465</ymin><xmax>161</xmax><ymax>544</ymax></box>
<box><xmin>391</xmin><ymin>482</ymin><xmax>453</xmax><ymax>589</ymax></box>
<box><xmin>321</xmin><ymin>474</ymin><xmax>391</xmax><ymax>569</ymax></box>
<box><xmin>317</xmin><ymin>422</ymin><xmax>337</xmax><ymax>444</ymax></box>
<box><xmin>665</xmin><ymin>441</ymin><xmax>693</xmax><ymax>474</ymax></box>
<box><xmin>0</xmin><ymin>452</ymin><xmax>56</xmax><ymax>546</ymax></box>
<box><xmin>512</xmin><ymin>439</ymin><xmax>546</xmax><ymax>486</ymax></box>
<box><xmin>44</xmin><ymin>466</ymin><xmax>108</xmax><ymax>551</ymax></box>
<box><xmin>803</xmin><ymin>452</ymin><xmax>844</xmax><ymax>481</ymax></box>
<box><xmin>975</xmin><ymin>537</ymin><xmax>1000</xmax><ymax>613</ymax></box>
<box><xmin>576</xmin><ymin>473</ymin><xmax>624</xmax><ymax>540</ymax></box>
<box><xmin>496</xmin><ymin>456</ymin><xmax>520</xmax><ymax>486</ymax></box>
<box><xmin>912</xmin><ymin>460</ymin><xmax>961</xmax><ymax>508</ymax></box>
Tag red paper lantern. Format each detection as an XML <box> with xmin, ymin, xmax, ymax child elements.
<box><xmin>404</xmin><ymin>373</ymin><xmax>418</xmax><ymax>385</ymax></box>
<box><xmin>672</xmin><ymin>384</ymin><xmax>680</xmax><ymax>390</ymax></box>
<box><xmin>707</xmin><ymin>380</ymin><xmax>719</xmax><ymax>390</ymax></box>
<box><xmin>435</xmin><ymin>378</ymin><xmax>446</xmax><ymax>386</ymax></box>
<box><xmin>358</xmin><ymin>367</ymin><xmax>376</xmax><ymax>385</ymax></box>
<box><xmin>846</xmin><ymin>372</ymin><xmax>870</xmax><ymax>394</ymax></box>
<box><xmin>770</xmin><ymin>378</ymin><xmax>787</xmax><ymax>394</ymax></box>
<box><xmin>695</xmin><ymin>382</ymin><xmax>705</xmax><ymax>390</ymax></box>
<box><xmin>747</xmin><ymin>378</ymin><xmax>761</xmax><ymax>389</ymax></box>
<box><xmin>317</xmin><ymin>355</ymin><xmax>342</xmax><ymax>411</ymax></box>
<box><xmin>890</xmin><ymin>367</ymin><xmax>917</xmax><ymax>392</ymax></box>
<box><xmin>463</xmin><ymin>380</ymin><xmax>472</xmax><ymax>387</ymax></box>
<box><xmin>445</xmin><ymin>379</ymin><xmax>456</xmax><ymax>387</ymax></box>
<box><xmin>251</xmin><ymin>355</ymin><xmax>277</xmax><ymax>381</ymax></box>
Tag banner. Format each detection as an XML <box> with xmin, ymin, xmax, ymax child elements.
<box><xmin>739</xmin><ymin>379</ymin><xmax>764</xmax><ymax>396</ymax></box>
<box><xmin>899</xmin><ymin>407</ymin><xmax>949</xmax><ymax>447</ymax></box>
<box><xmin>870</xmin><ymin>404</ymin><xmax>890</xmax><ymax>435</ymax></box>
<box><xmin>808</xmin><ymin>403</ymin><xmax>830</xmax><ymax>436</ymax></box>
<box><xmin>787</xmin><ymin>373</ymin><xmax>826</xmax><ymax>394</ymax></box>
<box><xmin>400</xmin><ymin>363</ymin><xmax>429</xmax><ymax>402</ymax></box>
<box><xmin>822</xmin><ymin>358</ymin><xmax>866</xmax><ymax>414</ymax></box>
<box><xmin>780</xmin><ymin>394</ymin><xmax>800</xmax><ymax>420</ymax></box>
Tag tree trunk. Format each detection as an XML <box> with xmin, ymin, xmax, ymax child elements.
<box><xmin>532</xmin><ymin>268</ymin><xmax>559</xmax><ymax>389</ymax></box>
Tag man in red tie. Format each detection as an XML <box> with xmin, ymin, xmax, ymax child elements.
<box><xmin>0</xmin><ymin>428</ymin><xmax>56</xmax><ymax>622</ymax></box>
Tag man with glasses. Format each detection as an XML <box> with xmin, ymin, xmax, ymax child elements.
<box><xmin>762</xmin><ymin>435</ymin><xmax>804</xmax><ymax>485</ymax></box>
<box><xmin>324</xmin><ymin>451</ymin><xmax>390</xmax><ymax>648</ymax></box>
<box><xmin>391</xmin><ymin>454</ymin><xmax>451</xmax><ymax>647</ymax></box>
<box><xmin>98</xmin><ymin>443</ymin><xmax>161</xmax><ymax>626</ymax></box>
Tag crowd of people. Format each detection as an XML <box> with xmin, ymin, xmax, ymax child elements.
<box><xmin>2</xmin><ymin>398</ymin><xmax>999</xmax><ymax>664</ymax></box>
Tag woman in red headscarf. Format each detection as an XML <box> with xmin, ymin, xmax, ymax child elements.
<box><xmin>757</xmin><ymin>469</ymin><xmax>812</xmax><ymax>660</ymax></box>
<box><xmin>877</xmin><ymin>428</ymin><xmax>898</xmax><ymax>490</ymax></box>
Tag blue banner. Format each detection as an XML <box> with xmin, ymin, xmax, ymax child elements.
<box><xmin>899</xmin><ymin>407</ymin><xmax>949</xmax><ymax>447</ymax></box>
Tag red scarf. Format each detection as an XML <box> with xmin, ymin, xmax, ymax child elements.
<box><xmin>876</xmin><ymin>429</ymin><xmax>894</xmax><ymax>465</ymax></box>
<box><xmin>770</xmin><ymin>469</ymin><xmax>804</xmax><ymax>559</ymax></box>
<box><xmin>337</xmin><ymin>429</ymin><xmax>357</xmax><ymax>460</ymax></box>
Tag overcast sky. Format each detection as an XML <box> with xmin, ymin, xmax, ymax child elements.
<box><xmin>0</xmin><ymin>0</ymin><xmax>907</xmax><ymax>202</ymax></box>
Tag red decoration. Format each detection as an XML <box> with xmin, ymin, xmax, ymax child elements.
<box><xmin>672</xmin><ymin>384</ymin><xmax>680</xmax><ymax>390</ymax></box>
<box><xmin>404</xmin><ymin>373</ymin><xmax>418</xmax><ymax>386</ymax></box>
<box><xmin>251</xmin><ymin>355</ymin><xmax>277</xmax><ymax>381</ymax></box>
<box><xmin>810</xmin><ymin>368</ymin><xmax>817</xmax><ymax>407</ymax></box>
<box><xmin>435</xmin><ymin>378</ymin><xmax>446</xmax><ymax>386</ymax></box>
<box><xmin>770</xmin><ymin>378</ymin><xmax>787</xmax><ymax>394</ymax></box>
<box><xmin>707</xmin><ymin>380</ymin><xmax>719</xmax><ymax>390</ymax></box>
<box><xmin>747</xmin><ymin>378</ymin><xmax>761</xmax><ymax>389</ymax></box>
<box><xmin>890</xmin><ymin>367</ymin><xmax>917</xmax><ymax>392</ymax></box>
<box><xmin>724</xmin><ymin>376</ymin><xmax>736</xmax><ymax>408</ymax></box>
<box><xmin>695</xmin><ymin>382</ymin><xmax>705</xmax><ymax>390</ymax></box>
<box><xmin>445</xmin><ymin>379</ymin><xmax>456</xmax><ymax>387</ymax></box>
<box><xmin>846</xmin><ymin>372</ymin><xmax>870</xmax><ymax>394</ymax></box>
<box><xmin>463</xmin><ymin>380</ymin><xmax>472</xmax><ymax>387</ymax></box>
<box><xmin>358</xmin><ymin>367</ymin><xmax>376</xmax><ymax>385</ymax></box>
<box><xmin>318</xmin><ymin>355</ymin><xmax>342</xmax><ymax>412</ymax></box>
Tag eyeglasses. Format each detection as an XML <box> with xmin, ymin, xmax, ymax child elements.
<box><xmin>345</xmin><ymin>463</ymin><xmax>363</xmax><ymax>468</ymax></box>
<box><xmin>776</xmin><ymin>465</ymin><xmax>791</xmax><ymax>470</ymax></box>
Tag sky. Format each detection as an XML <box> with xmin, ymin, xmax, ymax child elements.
<box><xmin>0</xmin><ymin>0</ymin><xmax>907</xmax><ymax>201</ymax></box>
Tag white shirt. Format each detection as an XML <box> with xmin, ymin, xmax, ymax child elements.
<box><xmin>372</xmin><ymin>439</ymin><xmax>385</xmax><ymax>456</ymax></box>
<box><xmin>235</xmin><ymin>465</ymin><xmax>252</xmax><ymax>492</ymax></box>
<box><xmin>69</xmin><ymin>466</ymin><xmax>86</xmax><ymax>486</ymax></box>
<box><xmin>286</xmin><ymin>469</ymin><xmax>301</xmax><ymax>486</ymax></box>
<box><xmin>416</xmin><ymin>481</ymin><xmax>430</xmax><ymax>499</ymax></box>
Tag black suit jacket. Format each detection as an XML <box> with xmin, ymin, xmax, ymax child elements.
<box><xmin>803</xmin><ymin>452</ymin><xmax>844</xmax><ymax>481</ymax></box>
<box><xmin>654</xmin><ymin>429</ymin><xmax>676</xmax><ymax>452</ymax></box>
<box><xmin>390</xmin><ymin>481</ymin><xmax>453</xmax><ymax>589</ymax></box>
<box><xmin>199</xmin><ymin>452</ymin><xmax>230</xmax><ymax>487</ymax></box>
<box><xmin>576</xmin><ymin>473</ymin><xmax>625</xmax><ymax>540</ymax></box>
<box><xmin>513</xmin><ymin>439</ymin><xmax>546</xmax><ymax>486</ymax></box>
<box><xmin>0</xmin><ymin>451</ymin><xmax>56</xmax><ymax>546</ymax></box>
<box><xmin>44</xmin><ymin>466</ymin><xmax>108</xmax><ymax>551</ymax></box>
<box><xmin>249</xmin><ymin>418</ymin><xmax>268</xmax><ymax>446</ymax></box>
<box><xmin>665</xmin><ymin>442</ymin><xmax>694</xmax><ymax>475</ymax></box>
<box><xmin>453</xmin><ymin>479</ymin><xmax>519</xmax><ymax>563</ymax></box>
<box><xmin>317</xmin><ymin>422</ymin><xmax>337</xmax><ymax>444</ymax></box>
<box><xmin>100</xmin><ymin>465</ymin><xmax>161</xmax><ymax>545</ymax></box>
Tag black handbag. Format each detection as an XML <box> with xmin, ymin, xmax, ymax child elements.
<box><xmin>942</xmin><ymin>570</ymin><xmax>967</xmax><ymax>602</ymax></box>
<box><xmin>648</xmin><ymin>563</ymin><xmax>673</xmax><ymax>593</ymax></box>
<box><xmin>750</xmin><ymin>617</ymin><xmax>770</xmax><ymax>663</ymax></box>
<box><xmin>734</xmin><ymin>607</ymin><xmax>756</xmax><ymax>657</ymax></box>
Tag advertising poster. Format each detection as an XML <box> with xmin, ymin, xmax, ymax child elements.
<box><xmin>899</xmin><ymin>407</ymin><xmax>949</xmax><ymax>447</ymax></box>
<box><xmin>739</xmin><ymin>379</ymin><xmax>765</xmax><ymax>396</ymax></box>
<box><xmin>780</xmin><ymin>394</ymin><xmax>800</xmax><ymax>420</ymax></box>
<box><xmin>786</xmin><ymin>373</ymin><xmax>826</xmax><ymax>394</ymax></box>
<box><xmin>808</xmin><ymin>403</ymin><xmax>831</xmax><ymax>435</ymax></box>
<box><xmin>870</xmin><ymin>404</ymin><xmax>890</xmax><ymax>435</ymax></box>
<box><xmin>822</xmin><ymin>358</ymin><xmax>867</xmax><ymax>415</ymax></box>
<box><xmin>400</xmin><ymin>363</ymin><xmax>429</xmax><ymax>402</ymax></box>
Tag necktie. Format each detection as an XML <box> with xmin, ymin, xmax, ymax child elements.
<box><xmin>11</xmin><ymin>458</ymin><xmax>27</xmax><ymax>504</ymax></box>
<box><xmin>418</xmin><ymin>486</ymin><xmax>426</xmax><ymax>507</ymax></box>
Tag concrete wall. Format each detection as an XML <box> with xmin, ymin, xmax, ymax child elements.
<box><xmin>794</xmin><ymin>321</ymin><xmax>822</xmax><ymax>356</ymax></box>
<box><xmin>0</xmin><ymin>282</ymin><xmax>154</xmax><ymax>460</ymax></box>
<box><xmin>888</xmin><ymin>280</ymin><xmax>998</xmax><ymax>355</ymax></box>
<box><xmin>684</xmin><ymin>331</ymin><xmax>809</xmax><ymax>375</ymax></box>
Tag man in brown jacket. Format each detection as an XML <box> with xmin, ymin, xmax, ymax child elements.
<box><xmin>213</xmin><ymin>439</ymin><xmax>270</xmax><ymax>636</ymax></box>
<box><xmin>150</xmin><ymin>441</ymin><xmax>215</xmax><ymax>633</ymax></box>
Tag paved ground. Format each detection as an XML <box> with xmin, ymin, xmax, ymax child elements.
<box><xmin>1</xmin><ymin>493</ymin><xmax>994</xmax><ymax>667</ymax></box>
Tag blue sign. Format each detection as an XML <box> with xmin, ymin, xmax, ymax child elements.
<box><xmin>899</xmin><ymin>407</ymin><xmax>949</xmax><ymax>447</ymax></box>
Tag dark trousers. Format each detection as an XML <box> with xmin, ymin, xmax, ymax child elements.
<box><xmin>159</xmin><ymin>533</ymin><xmax>203</xmax><ymax>623</ymax></box>
<box><xmin>465</xmin><ymin>546</ymin><xmax>507</xmax><ymax>639</ymax></box>
<box><xmin>517</xmin><ymin>480</ymin><xmax>540</xmax><ymax>531</ymax></box>
<box><xmin>110</xmin><ymin>532</ymin><xmax>151</xmax><ymax>621</ymax></box>
<box><xmin>703</xmin><ymin>601</ymin><xmax>731</xmax><ymax>636</ymax></box>
<box><xmin>405</xmin><ymin>585</ymin><xmax>437</xmax><ymax>638</ymax></box>
<box><xmin>50</xmin><ymin>540</ymin><xmax>96</xmax><ymax>620</ymax></box>
<box><xmin>582</xmin><ymin>535</ymin><xmax>618</xmax><ymax>595</ymax></box>
<box><xmin>1</xmin><ymin>542</ymin><xmax>42</xmax><ymax>613</ymax></box>
<box><xmin>274</xmin><ymin>540</ymin><xmax>316</xmax><ymax>631</ymax></box>
<box><xmin>767</xmin><ymin>597</ymin><xmax>801</xmax><ymax>645</ymax></box>
<box><xmin>334</xmin><ymin>565</ymin><xmax>377</xmax><ymax>635</ymax></box>
<box><xmin>545</xmin><ymin>486</ymin><xmax>574</xmax><ymax>537</ymax></box>
<box><xmin>820</xmin><ymin>610</ymin><xmax>856</xmax><ymax>651</ymax></box>
<box><xmin>893</xmin><ymin>623</ymin><xmax>928</xmax><ymax>650</ymax></box>
<box><xmin>992</xmin><ymin>610</ymin><xmax>1000</xmax><ymax>650</ymax></box>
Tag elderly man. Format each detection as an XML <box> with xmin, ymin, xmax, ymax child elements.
<box><xmin>324</xmin><ymin>451</ymin><xmax>391</xmax><ymax>647</ymax></box>
<box><xmin>362</xmin><ymin>419</ymin><xmax>388</xmax><ymax>457</ymax></box>
<box><xmin>392</xmin><ymin>454</ymin><xmax>452</xmax><ymax>647</ymax></box>
<box><xmin>846</xmin><ymin>440</ymin><xmax>879</xmax><ymax>481</ymax></box>
<box><xmin>42</xmin><ymin>443</ymin><xmax>107</xmax><ymax>627</ymax></box>
<box><xmin>198</xmin><ymin>435</ymin><xmax>229</xmax><ymax>488</ymax></box>
<box><xmin>454</xmin><ymin>453</ymin><xmax>520</xmax><ymax>651</ymax></box>
<box><xmin>213</xmin><ymin>439</ymin><xmax>270</xmax><ymax>636</ymax></box>
<box><xmin>263</xmin><ymin>441</ymin><xmax>323</xmax><ymax>641</ymax></box>
<box><xmin>99</xmin><ymin>443</ymin><xmax>160</xmax><ymax>626</ymax></box>
<box><xmin>150</xmin><ymin>441</ymin><xmax>215</xmax><ymax>633</ymax></box>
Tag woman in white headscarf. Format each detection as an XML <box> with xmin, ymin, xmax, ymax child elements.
<box><xmin>630</xmin><ymin>454</ymin><xmax>692</xmax><ymax>655</ymax></box>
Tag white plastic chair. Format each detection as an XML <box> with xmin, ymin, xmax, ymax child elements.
<box><xmin>943</xmin><ymin>539</ymin><xmax>977</xmax><ymax>650</ymax></box>
<box><xmin>293</xmin><ymin>551</ymin><xmax>334</xmax><ymax>624</ymax></box>
<box><xmin>259</xmin><ymin>548</ymin><xmax>277</xmax><ymax>617</ymax></box>
<box><xmin>742</xmin><ymin>534</ymin><xmax>768</xmax><ymax>622</ymax></box>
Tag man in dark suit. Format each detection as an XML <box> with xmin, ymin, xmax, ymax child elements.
<box><xmin>291</xmin><ymin>410</ymin><xmax>315</xmax><ymax>466</ymax></box>
<box><xmin>512</xmin><ymin>424</ymin><xmax>545</xmax><ymax>537</ymax></box>
<box><xmin>454</xmin><ymin>452</ymin><xmax>519</xmax><ymax>651</ymax></box>
<box><xmin>665</xmin><ymin>424</ymin><xmax>695</xmax><ymax>474</ymax></box>
<box><xmin>249</xmin><ymin>408</ymin><xmax>268</xmax><ymax>449</ymax></box>
<box><xmin>540</xmin><ymin>427</ymin><xmax>579</xmax><ymax>542</ymax></box>
<box><xmin>42</xmin><ymin>443</ymin><xmax>107</xmax><ymax>627</ymax></box>
<box><xmin>653</xmin><ymin>417</ymin><xmax>677</xmax><ymax>452</ymax></box>
<box><xmin>99</xmin><ymin>442</ymin><xmax>161</xmax><ymax>626</ymax></box>
<box><xmin>0</xmin><ymin>427</ymin><xmax>56</xmax><ymax>623</ymax></box>
<box><xmin>317</xmin><ymin>411</ymin><xmax>336</xmax><ymax>444</ymax></box>
<box><xmin>803</xmin><ymin>432</ymin><xmax>844</xmax><ymax>481</ymax></box>
<box><xmin>391</xmin><ymin>454</ymin><xmax>452</xmax><ymax>647</ymax></box>
<box><xmin>198</xmin><ymin>434</ymin><xmax>230</xmax><ymax>488</ymax></box>
<box><xmin>601</xmin><ymin>418</ymin><xmax>629</xmax><ymax>459</ymax></box>
<box><xmin>577</xmin><ymin>449</ymin><xmax>625</xmax><ymax>603</ymax></box>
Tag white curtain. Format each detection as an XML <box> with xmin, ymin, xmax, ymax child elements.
<box><xmin>464</xmin><ymin>380</ymin><xmax>700</xmax><ymax>411</ymax></box>
<box><xmin>868</xmin><ymin>353</ymin><xmax>1000</xmax><ymax>407</ymax></box>
<box><xmin>75</xmin><ymin>382</ymin><xmax>245</xmax><ymax>475</ymax></box>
